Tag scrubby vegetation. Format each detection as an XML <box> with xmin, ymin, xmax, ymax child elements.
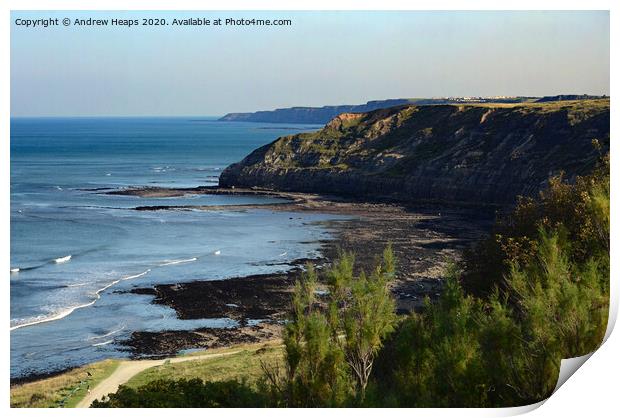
<box><xmin>462</xmin><ymin>148</ymin><xmax>609</xmax><ymax>298</ymax></box>
<box><xmin>369</xmin><ymin>153</ymin><xmax>609</xmax><ymax>407</ymax></box>
<box><xmin>90</xmin><ymin>154</ymin><xmax>609</xmax><ymax>408</ymax></box>
<box><xmin>92</xmin><ymin>378</ymin><xmax>274</xmax><ymax>408</ymax></box>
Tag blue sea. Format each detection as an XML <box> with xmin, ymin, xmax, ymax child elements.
<box><xmin>10</xmin><ymin>117</ymin><xmax>337</xmax><ymax>378</ymax></box>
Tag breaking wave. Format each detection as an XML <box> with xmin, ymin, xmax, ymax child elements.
<box><xmin>10</xmin><ymin>270</ymin><xmax>150</xmax><ymax>331</ymax></box>
<box><xmin>159</xmin><ymin>257</ymin><xmax>197</xmax><ymax>266</ymax></box>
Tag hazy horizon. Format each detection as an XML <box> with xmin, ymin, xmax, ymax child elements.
<box><xmin>8</xmin><ymin>93</ymin><xmax>610</xmax><ymax>119</ymax></box>
<box><xmin>11</xmin><ymin>11</ymin><xmax>609</xmax><ymax>117</ymax></box>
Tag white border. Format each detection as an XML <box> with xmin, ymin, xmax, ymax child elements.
<box><xmin>1</xmin><ymin>0</ymin><xmax>617</xmax><ymax>10</ymax></box>
<box><xmin>2</xmin><ymin>1</ymin><xmax>616</xmax><ymax>417</ymax></box>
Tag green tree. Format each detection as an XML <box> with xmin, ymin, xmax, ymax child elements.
<box><xmin>268</xmin><ymin>246</ymin><xmax>398</xmax><ymax>406</ymax></box>
<box><xmin>276</xmin><ymin>264</ymin><xmax>350</xmax><ymax>407</ymax></box>
<box><xmin>336</xmin><ymin>246</ymin><xmax>397</xmax><ymax>401</ymax></box>
<box><xmin>501</xmin><ymin>230</ymin><xmax>609</xmax><ymax>401</ymax></box>
<box><xmin>371</xmin><ymin>158</ymin><xmax>609</xmax><ymax>407</ymax></box>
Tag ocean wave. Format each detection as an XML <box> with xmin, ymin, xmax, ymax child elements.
<box><xmin>192</xmin><ymin>167</ymin><xmax>220</xmax><ymax>172</ymax></box>
<box><xmin>10</xmin><ymin>269</ymin><xmax>151</xmax><ymax>332</ymax></box>
<box><xmin>10</xmin><ymin>263</ymin><xmax>46</xmax><ymax>273</ymax></box>
<box><xmin>159</xmin><ymin>257</ymin><xmax>197</xmax><ymax>266</ymax></box>
<box><xmin>152</xmin><ymin>166</ymin><xmax>176</xmax><ymax>173</ymax></box>
<box><xmin>92</xmin><ymin>339</ymin><xmax>114</xmax><ymax>347</ymax></box>
<box><xmin>10</xmin><ymin>301</ymin><xmax>97</xmax><ymax>331</ymax></box>
<box><xmin>65</xmin><ymin>282</ymin><xmax>89</xmax><ymax>288</ymax></box>
<box><xmin>12</xmin><ymin>247</ymin><xmax>105</xmax><ymax>273</ymax></box>
<box><xmin>87</xmin><ymin>326</ymin><xmax>125</xmax><ymax>341</ymax></box>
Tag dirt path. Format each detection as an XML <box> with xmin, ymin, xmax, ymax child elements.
<box><xmin>76</xmin><ymin>350</ymin><xmax>241</xmax><ymax>408</ymax></box>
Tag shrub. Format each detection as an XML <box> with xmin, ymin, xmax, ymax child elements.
<box><xmin>370</xmin><ymin>156</ymin><xmax>609</xmax><ymax>407</ymax></box>
<box><xmin>462</xmin><ymin>153</ymin><xmax>609</xmax><ymax>297</ymax></box>
<box><xmin>91</xmin><ymin>378</ymin><xmax>271</xmax><ymax>408</ymax></box>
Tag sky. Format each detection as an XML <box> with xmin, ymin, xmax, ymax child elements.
<box><xmin>10</xmin><ymin>10</ymin><xmax>610</xmax><ymax>117</ymax></box>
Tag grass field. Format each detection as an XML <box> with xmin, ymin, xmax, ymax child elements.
<box><xmin>10</xmin><ymin>359</ymin><xmax>120</xmax><ymax>408</ymax></box>
<box><xmin>125</xmin><ymin>342</ymin><xmax>285</xmax><ymax>389</ymax></box>
<box><xmin>10</xmin><ymin>342</ymin><xmax>285</xmax><ymax>408</ymax></box>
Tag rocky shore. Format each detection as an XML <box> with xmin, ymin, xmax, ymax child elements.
<box><xmin>110</xmin><ymin>186</ymin><xmax>493</xmax><ymax>358</ymax></box>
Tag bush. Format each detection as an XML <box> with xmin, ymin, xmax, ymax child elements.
<box><xmin>370</xmin><ymin>155</ymin><xmax>609</xmax><ymax>407</ymax></box>
<box><xmin>91</xmin><ymin>378</ymin><xmax>272</xmax><ymax>408</ymax></box>
<box><xmin>462</xmin><ymin>153</ymin><xmax>609</xmax><ymax>297</ymax></box>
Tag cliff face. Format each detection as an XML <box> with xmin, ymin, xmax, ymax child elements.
<box><xmin>220</xmin><ymin>100</ymin><xmax>610</xmax><ymax>205</ymax></box>
<box><xmin>219</xmin><ymin>99</ymin><xmax>414</xmax><ymax>124</ymax></box>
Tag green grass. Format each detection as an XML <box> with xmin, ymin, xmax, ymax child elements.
<box><xmin>10</xmin><ymin>359</ymin><xmax>120</xmax><ymax>408</ymax></box>
<box><xmin>10</xmin><ymin>342</ymin><xmax>285</xmax><ymax>408</ymax></box>
<box><xmin>125</xmin><ymin>342</ymin><xmax>285</xmax><ymax>389</ymax></box>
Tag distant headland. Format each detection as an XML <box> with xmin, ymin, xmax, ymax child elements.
<box><xmin>218</xmin><ymin>95</ymin><xmax>606</xmax><ymax>124</ymax></box>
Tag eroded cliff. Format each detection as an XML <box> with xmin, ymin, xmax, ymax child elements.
<box><xmin>220</xmin><ymin>100</ymin><xmax>610</xmax><ymax>205</ymax></box>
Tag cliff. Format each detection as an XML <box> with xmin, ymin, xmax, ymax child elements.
<box><xmin>218</xmin><ymin>96</ymin><xmax>606</xmax><ymax>124</ymax></box>
<box><xmin>218</xmin><ymin>97</ymin><xmax>539</xmax><ymax>124</ymax></box>
<box><xmin>219</xmin><ymin>99</ymin><xmax>415</xmax><ymax>124</ymax></box>
<box><xmin>219</xmin><ymin>100</ymin><xmax>610</xmax><ymax>205</ymax></box>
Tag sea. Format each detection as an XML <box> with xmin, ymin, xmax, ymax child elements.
<box><xmin>10</xmin><ymin>117</ymin><xmax>338</xmax><ymax>378</ymax></box>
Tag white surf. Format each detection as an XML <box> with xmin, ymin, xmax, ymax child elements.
<box><xmin>160</xmin><ymin>257</ymin><xmax>197</xmax><ymax>266</ymax></box>
<box><xmin>10</xmin><ymin>269</ymin><xmax>151</xmax><ymax>331</ymax></box>
<box><xmin>54</xmin><ymin>255</ymin><xmax>72</xmax><ymax>263</ymax></box>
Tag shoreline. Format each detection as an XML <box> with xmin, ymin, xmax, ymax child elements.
<box><xmin>13</xmin><ymin>186</ymin><xmax>494</xmax><ymax>383</ymax></box>
<box><xmin>116</xmin><ymin>186</ymin><xmax>494</xmax><ymax>358</ymax></box>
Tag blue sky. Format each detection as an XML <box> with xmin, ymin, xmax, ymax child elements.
<box><xmin>11</xmin><ymin>11</ymin><xmax>609</xmax><ymax>116</ymax></box>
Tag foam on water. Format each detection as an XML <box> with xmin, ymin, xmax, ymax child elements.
<box><xmin>92</xmin><ymin>340</ymin><xmax>114</xmax><ymax>347</ymax></box>
<box><xmin>10</xmin><ymin>269</ymin><xmax>151</xmax><ymax>331</ymax></box>
<box><xmin>10</xmin><ymin>117</ymin><xmax>336</xmax><ymax>378</ymax></box>
<box><xmin>87</xmin><ymin>326</ymin><xmax>126</xmax><ymax>341</ymax></box>
<box><xmin>159</xmin><ymin>257</ymin><xmax>197</xmax><ymax>266</ymax></box>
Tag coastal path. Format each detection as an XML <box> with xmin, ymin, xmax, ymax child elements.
<box><xmin>76</xmin><ymin>350</ymin><xmax>241</xmax><ymax>407</ymax></box>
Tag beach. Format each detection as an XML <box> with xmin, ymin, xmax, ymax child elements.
<box><xmin>108</xmin><ymin>186</ymin><xmax>493</xmax><ymax>359</ymax></box>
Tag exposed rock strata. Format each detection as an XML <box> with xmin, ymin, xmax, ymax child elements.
<box><xmin>220</xmin><ymin>100</ymin><xmax>609</xmax><ymax>205</ymax></box>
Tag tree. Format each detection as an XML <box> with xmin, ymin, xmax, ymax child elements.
<box><xmin>334</xmin><ymin>246</ymin><xmax>397</xmax><ymax>401</ymax></box>
<box><xmin>276</xmin><ymin>264</ymin><xmax>350</xmax><ymax>407</ymax></box>
<box><xmin>267</xmin><ymin>246</ymin><xmax>398</xmax><ymax>406</ymax></box>
<box><xmin>371</xmin><ymin>159</ymin><xmax>609</xmax><ymax>407</ymax></box>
